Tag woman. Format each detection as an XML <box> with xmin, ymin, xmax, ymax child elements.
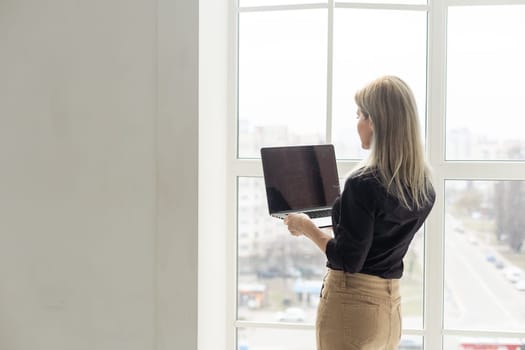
<box><xmin>284</xmin><ymin>76</ymin><xmax>435</xmax><ymax>350</ymax></box>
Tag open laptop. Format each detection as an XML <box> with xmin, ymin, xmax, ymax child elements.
<box><xmin>260</xmin><ymin>144</ymin><xmax>340</xmax><ymax>228</ymax></box>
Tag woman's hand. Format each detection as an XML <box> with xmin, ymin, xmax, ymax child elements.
<box><xmin>283</xmin><ymin>213</ymin><xmax>315</xmax><ymax>237</ymax></box>
<box><xmin>284</xmin><ymin>213</ymin><xmax>332</xmax><ymax>253</ymax></box>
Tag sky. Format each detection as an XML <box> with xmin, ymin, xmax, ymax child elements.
<box><xmin>238</xmin><ymin>4</ymin><xmax>525</xmax><ymax>139</ymax></box>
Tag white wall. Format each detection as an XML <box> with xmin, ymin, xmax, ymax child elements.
<box><xmin>199</xmin><ymin>0</ymin><xmax>230</xmax><ymax>349</ymax></box>
<box><xmin>157</xmin><ymin>0</ymin><xmax>198</xmax><ymax>349</ymax></box>
<box><xmin>0</xmin><ymin>1</ymin><xmax>198</xmax><ymax>349</ymax></box>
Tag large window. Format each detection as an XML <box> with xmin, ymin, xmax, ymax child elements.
<box><xmin>238</xmin><ymin>9</ymin><xmax>327</xmax><ymax>158</ymax></box>
<box><xmin>231</xmin><ymin>1</ymin><xmax>525</xmax><ymax>349</ymax></box>
<box><xmin>332</xmin><ymin>7</ymin><xmax>427</xmax><ymax>159</ymax></box>
<box><xmin>444</xmin><ymin>181</ymin><xmax>525</xmax><ymax>333</ymax></box>
<box><xmin>446</xmin><ymin>5</ymin><xmax>525</xmax><ymax>161</ymax></box>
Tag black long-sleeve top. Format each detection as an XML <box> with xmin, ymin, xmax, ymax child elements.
<box><xmin>326</xmin><ymin>171</ymin><xmax>435</xmax><ymax>279</ymax></box>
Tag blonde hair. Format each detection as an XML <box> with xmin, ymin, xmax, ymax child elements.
<box><xmin>353</xmin><ymin>76</ymin><xmax>433</xmax><ymax>210</ymax></box>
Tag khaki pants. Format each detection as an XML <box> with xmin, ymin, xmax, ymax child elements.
<box><xmin>316</xmin><ymin>269</ymin><xmax>402</xmax><ymax>350</ymax></box>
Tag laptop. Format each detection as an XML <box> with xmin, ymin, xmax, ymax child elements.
<box><xmin>260</xmin><ymin>144</ymin><xmax>341</xmax><ymax>228</ymax></box>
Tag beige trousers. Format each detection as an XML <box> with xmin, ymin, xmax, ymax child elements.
<box><xmin>316</xmin><ymin>269</ymin><xmax>402</xmax><ymax>350</ymax></box>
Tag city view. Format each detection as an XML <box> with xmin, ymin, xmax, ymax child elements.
<box><xmin>236</xmin><ymin>125</ymin><xmax>525</xmax><ymax>350</ymax></box>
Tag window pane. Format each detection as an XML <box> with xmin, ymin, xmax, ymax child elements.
<box><xmin>446</xmin><ymin>6</ymin><xmax>525</xmax><ymax>160</ymax></box>
<box><xmin>337</xmin><ymin>0</ymin><xmax>426</xmax><ymax>4</ymax></box>
<box><xmin>445</xmin><ymin>181</ymin><xmax>525</xmax><ymax>332</ymax></box>
<box><xmin>444</xmin><ymin>336</ymin><xmax>525</xmax><ymax>350</ymax></box>
<box><xmin>238</xmin><ymin>328</ymin><xmax>316</xmax><ymax>350</ymax></box>
<box><xmin>237</xmin><ymin>177</ymin><xmax>424</xmax><ymax>328</ymax></box>
<box><xmin>240</xmin><ymin>0</ymin><xmax>326</xmax><ymax>6</ymax></box>
<box><xmin>398</xmin><ymin>336</ymin><xmax>423</xmax><ymax>350</ymax></box>
<box><xmin>237</xmin><ymin>177</ymin><xmax>326</xmax><ymax>323</ymax></box>
<box><xmin>332</xmin><ymin>9</ymin><xmax>427</xmax><ymax>159</ymax></box>
<box><xmin>238</xmin><ymin>10</ymin><xmax>327</xmax><ymax>158</ymax></box>
<box><xmin>400</xmin><ymin>227</ymin><xmax>424</xmax><ymax>329</ymax></box>
<box><xmin>238</xmin><ymin>328</ymin><xmax>424</xmax><ymax>350</ymax></box>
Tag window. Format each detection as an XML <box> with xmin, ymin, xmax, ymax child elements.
<box><xmin>446</xmin><ymin>5</ymin><xmax>525</xmax><ymax>161</ymax></box>
<box><xmin>332</xmin><ymin>7</ymin><xmax>427</xmax><ymax>159</ymax></box>
<box><xmin>238</xmin><ymin>9</ymin><xmax>327</xmax><ymax>158</ymax></box>
<box><xmin>444</xmin><ymin>181</ymin><xmax>525</xmax><ymax>333</ymax></box>
<box><xmin>231</xmin><ymin>1</ymin><xmax>525</xmax><ymax>349</ymax></box>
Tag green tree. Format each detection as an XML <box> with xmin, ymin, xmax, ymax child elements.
<box><xmin>494</xmin><ymin>181</ymin><xmax>525</xmax><ymax>253</ymax></box>
<box><xmin>453</xmin><ymin>181</ymin><xmax>483</xmax><ymax>216</ymax></box>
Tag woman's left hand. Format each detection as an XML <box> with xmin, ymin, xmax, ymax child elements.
<box><xmin>283</xmin><ymin>213</ymin><xmax>314</xmax><ymax>237</ymax></box>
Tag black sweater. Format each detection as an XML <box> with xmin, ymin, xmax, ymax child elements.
<box><xmin>326</xmin><ymin>172</ymin><xmax>435</xmax><ymax>279</ymax></box>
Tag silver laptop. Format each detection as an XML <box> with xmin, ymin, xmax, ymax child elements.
<box><xmin>260</xmin><ymin>144</ymin><xmax>340</xmax><ymax>228</ymax></box>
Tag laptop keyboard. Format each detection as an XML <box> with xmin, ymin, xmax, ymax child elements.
<box><xmin>306</xmin><ymin>209</ymin><xmax>332</xmax><ymax>218</ymax></box>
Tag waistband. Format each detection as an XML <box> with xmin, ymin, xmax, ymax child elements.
<box><xmin>325</xmin><ymin>269</ymin><xmax>400</xmax><ymax>300</ymax></box>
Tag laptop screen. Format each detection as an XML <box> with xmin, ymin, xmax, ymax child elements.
<box><xmin>261</xmin><ymin>145</ymin><xmax>340</xmax><ymax>214</ymax></box>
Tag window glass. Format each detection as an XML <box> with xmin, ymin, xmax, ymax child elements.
<box><xmin>446</xmin><ymin>6</ymin><xmax>525</xmax><ymax>160</ymax></box>
<box><xmin>444</xmin><ymin>336</ymin><xmax>525</xmax><ymax>350</ymax></box>
<box><xmin>238</xmin><ymin>10</ymin><xmax>327</xmax><ymax>158</ymax></box>
<box><xmin>237</xmin><ymin>328</ymin><xmax>316</xmax><ymax>350</ymax></box>
<box><xmin>237</xmin><ymin>177</ymin><xmax>424</xmax><ymax>328</ymax></box>
<box><xmin>238</xmin><ymin>328</ymin><xmax>424</xmax><ymax>350</ymax></box>
<box><xmin>240</xmin><ymin>0</ymin><xmax>326</xmax><ymax>7</ymax></box>
<box><xmin>332</xmin><ymin>9</ymin><xmax>427</xmax><ymax>159</ymax></box>
<box><xmin>444</xmin><ymin>181</ymin><xmax>525</xmax><ymax>331</ymax></box>
<box><xmin>336</xmin><ymin>0</ymin><xmax>426</xmax><ymax>4</ymax></box>
<box><xmin>397</xmin><ymin>336</ymin><xmax>423</xmax><ymax>350</ymax></box>
<box><xmin>400</xmin><ymin>227</ymin><xmax>424</xmax><ymax>329</ymax></box>
<box><xmin>237</xmin><ymin>177</ymin><xmax>326</xmax><ymax>323</ymax></box>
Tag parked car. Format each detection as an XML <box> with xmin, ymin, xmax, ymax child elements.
<box><xmin>494</xmin><ymin>260</ymin><xmax>505</xmax><ymax>269</ymax></box>
<box><xmin>256</xmin><ymin>266</ymin><xmax>300</xmax><ymax>279</ymax></box>
<box><xmin>515</xmin><ymin>279</ymin><xmax>525</xmax><ymax>291</ymax></box>
<box><xmin>296</xmin><ymin>266</ymin><xmax>324</xmax><ymax>279</ymax></box>
<box><xmin>275</xmin><ymin>307</ymin><xmax>305</xmax><ymax>322</ymax></box>
<box><xmin>503</xmin><ymin>266</ymin><xmax>523</xmax><ymax>283</ymax></box>
<box><xmin>398</xmin><ymin>339</ymin><xmax>422</xmax><ymax>350</ymax></box>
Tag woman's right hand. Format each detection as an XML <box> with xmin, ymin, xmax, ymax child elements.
<box><xmin>283</xmin><ymin>213</ymin><xmax>314</xmax><ymax>237</ymax></box>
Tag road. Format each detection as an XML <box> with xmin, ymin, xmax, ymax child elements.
<box><xmin>445</xmin><ymin>215</ymin><xmax>525</xmax><ymax>331</ymax></box>
<box><xmin>237</xmin><ymin>215</ymin><xmax>525</xmax><ymax>349</ymax></box>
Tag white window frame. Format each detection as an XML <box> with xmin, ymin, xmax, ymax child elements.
<box><xmin>223</xmin><ymin>1</ymin><xmax>525</xmax><ymax>349</ymax></box>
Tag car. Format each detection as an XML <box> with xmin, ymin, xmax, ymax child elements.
<box><xmin>503</xmin><ymin>266</ymin><xmax>523</xmax><ymax>283</ymax></box>
<box><xmin>256</xmin><ymin>266</ymin><xmax>301</xmax><ymax>279</ymax></box>
<box><xmin>296</xmin><ymin>266</ymin><xmax>324</xmax><ymax>279</ymax></box>
<box><xmin>515</xmin><ymin>279</ymin><xmax>525</xmax><ymax>291</ymax></box>
<box><xmin>494</xmin><ymin>260</ymin><xmax>505</xmax><ymax>269</ymax></box>
<box><xmin>398</xmin><ymin>339</ymin><xmax>422</xmax><ymax>350</ymax></box>
<box><xmin>275</xmin><ymin>307</ymin><xmax>305</xmax><ymax>322</ymax></box>
<box><xmin>255</xmin><ymin>267</ymin><xmax>280</xmax><ymax>279</ymax></box>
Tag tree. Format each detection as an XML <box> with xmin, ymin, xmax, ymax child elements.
<box><xmin>494</xmin><ymin>181</ymin><xmax>509</xmax><ymax>241</ymax></box>
<box><xmin>453</xmin><ymin>181</ymin><xmax>483</xmax><ymax>216</ymax></box>
<box><xmin>494</xmin><ymin>181</ymin><xmax>525</xmax><ymax>253</ymax></box>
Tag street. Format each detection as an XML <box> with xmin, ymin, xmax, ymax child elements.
<box><xmin>237</xmin><ymin>215</ymin><xmax>525</xmax><ymax>349</ymax></box>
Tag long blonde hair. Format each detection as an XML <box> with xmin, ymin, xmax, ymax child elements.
<box><xmin>353</xmin><ymin>76</ymin><xmax>433</xmax><ymax>210</ymax></box>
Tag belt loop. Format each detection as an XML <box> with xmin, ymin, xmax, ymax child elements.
<box><xmin>342</xmin><ymin>273</ymin><xmax>347</xmax><ymax>289</ymax></box>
